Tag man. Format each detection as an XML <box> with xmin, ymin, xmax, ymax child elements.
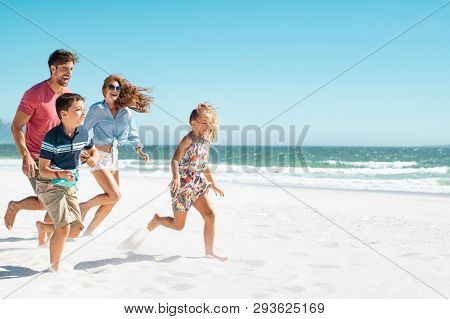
<box><xmin>4</xmin><ymin>49</ymin><xmax>78</xmax><ymax>231</ymax></box>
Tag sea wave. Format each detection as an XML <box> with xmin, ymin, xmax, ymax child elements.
<box><xmin>1</xmin><ymin>159</ymin><xmax>449</xmax><ymax>194</ymax></box>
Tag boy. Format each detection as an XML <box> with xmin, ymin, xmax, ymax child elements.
<box><xmin>36</xmin><ymin>93</ymin><xmax>98</xmax><ymax>271</ymax></box>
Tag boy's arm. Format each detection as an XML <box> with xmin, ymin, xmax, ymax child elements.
<box><xmin>38</xmin><ymin>158</ymin><xmax>73</xmax><ymax>181</ymax></box>
<box><xmin>38</xmin><ymin>158</ymin><xmax>56</xmax><ymax>179</ymax></box>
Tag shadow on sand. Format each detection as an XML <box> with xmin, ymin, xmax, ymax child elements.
<box><xmin>0</xmin><ymin>265</ymin><xmax>41</xmax><ymax>280</ymax></box>
<box><xmin>74</xmin><ymin>252</ymin><xmax>206</xmax><ymax>272</ymax></box>
<box><xmin>0</xmin><ymin>237</ymin><xmax>37</xmax><ymax>243</ymax></box>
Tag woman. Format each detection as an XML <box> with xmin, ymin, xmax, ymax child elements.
<box><xmin>80</xmin><ymin>74</ymin><xmax>152</xmax><ymax>236</ymax></box>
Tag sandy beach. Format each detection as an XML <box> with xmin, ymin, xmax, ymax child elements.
<box><xmin>1</xmin><ymin>167</ymin><xmax>449</xmax><ymax>299</ymax></box>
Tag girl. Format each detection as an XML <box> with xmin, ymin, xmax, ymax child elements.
<box><xmin>80</xmin><ymin>75</ymin><xmax>151</xmax><ymax>236</ymax></box>
<box><xmin>147</xmin><ymin>103</ymin><xmax>227</xmax><ymax>261</ymax></box>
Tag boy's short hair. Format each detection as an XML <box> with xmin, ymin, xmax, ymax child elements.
<box><xmin>55</xmin><ymin>93</ymin><xmax>84</xmax><ymax>119</ymax></box>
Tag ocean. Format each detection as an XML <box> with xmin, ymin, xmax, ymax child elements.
<box><xmin>0</xmin><ymin>144</ymin><xmax>449</xmax><ymax>194</ymax></box>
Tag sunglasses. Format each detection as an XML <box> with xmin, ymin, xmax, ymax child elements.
<box><xmin>108</xmin><ymin>84</ymin><xmax>122</xmax><ymax>92</ymax></box>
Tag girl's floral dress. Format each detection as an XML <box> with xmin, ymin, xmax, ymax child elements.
<box><xmin>171</xmin><ymin>132</ymin><xmax>211</xmax><ymax>212</ymax></box>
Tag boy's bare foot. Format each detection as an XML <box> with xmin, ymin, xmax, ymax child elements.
<box><xmin>4</xmin><ymin>201</ymin><xmax>19</xmax><ymax>230</ymax></box>
<box><xmin>44</xmin><ymin>267</ymin><xmax>57</xmax><ymax>273</ymax></box>
<box><xmin>206</xmin><ymin>252</ymin><xmax>228</xmax><ymax>262</ymax></box>
<box><xmin>147</xmin><ymin>214</ymin><xmax>160</xmax><ymax>232</ymax></box>
<box><xmin>36</xmin><ymin>221</ymin><xmax>47</xmax><ymax>246</ymax></box>
<box><xmin>79</xmin><ymin>202</ymin><xmax>89</xmax><ymax>221</ymax></box>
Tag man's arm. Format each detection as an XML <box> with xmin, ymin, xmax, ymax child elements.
<box><xmin>11</xmin><ymin>110</ymin><xmax>37</xmax><ymax>177</ymax></box>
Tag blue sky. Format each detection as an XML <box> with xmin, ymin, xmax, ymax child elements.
<box><xmin>0</xmin><ymin>0</ymin><xmax>448</xmax><ymax>146</ymax></box>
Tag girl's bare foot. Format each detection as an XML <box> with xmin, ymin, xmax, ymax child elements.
<box><xmin>4</xmin><ymin>201</ymin><xmax>19</xmax><ymax>230</ymax></box>
<box><xmin>36</xmin><ymin>221</ymin><xmax>48</xmax><ymax>246</ymax></box>
<box><xmin>147</xmin><ymin>214</ymin><xmax>160</xmax><ymax>232</ymax></box>
<box><xmin>206</xmin><ymin>252</ymin><xmax>228</xmax><ymax>262</ymax></box>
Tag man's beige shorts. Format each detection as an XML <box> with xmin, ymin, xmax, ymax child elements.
<box><xmin>36</xmin><ymin>180</ymin><xmax>84</xmax><ymax>230</ymax></box>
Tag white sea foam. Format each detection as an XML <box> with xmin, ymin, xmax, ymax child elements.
<box><xmin>1</xmin><ymin>159</ymin><xmax>449</xmax><ymax>194</ymax></box>
<box><xmin>323</xmin><ymin>160</ymin><xmax>418</xmax><ymax>169</ymax></box>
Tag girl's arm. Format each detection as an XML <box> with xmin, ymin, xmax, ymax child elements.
<box><xmin>170</xmin><ymin>135</ymin><xmax>192</xmax><ymax>194</ymax></box>
<box><xmin>205</xmin><ymin>165</ymin><xmax>224</xmax><ymax>197</ymax></box>
<box><xmin>204</xmin><ymin>165</ymin><xmax>215</xmax><ymax>185</ymax></box>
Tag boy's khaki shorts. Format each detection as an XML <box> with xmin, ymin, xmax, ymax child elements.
<box><xmin>36</xmin><ymin>180</ymin><xmax>84</xmax><ymax>230</ymax></box>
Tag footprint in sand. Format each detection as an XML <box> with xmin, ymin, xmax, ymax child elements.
<box><xmin>312</xmin><ymin>283</ymin><xmax>337</xmax><ymax>293</ymax></box>
<box><xmin>397</xmin><ymin>253</ymin><xmax>435</xmax><ymax>261</ymax></box>
<box><xmin>154</xmin><ymin>275</ymin><xmax>173</xmax><ymax>283</ymax></box>
<box><xmin>252</xmin><ymin>234</ymin><xmax>270</xmax><ymax>239</ymax></box>
<box><xmin>291</xmin><ymin>252</ymin><xmax>310</xmax><ymax>258</ymax></box>
<box><xmin>171</xmin><ymin>283</ymin><xmax>195</xmax><ymax>291</ymax></box>
<box><xmin>172</xmin><ymin>271</ymin><xmax>196</xmax><ymax>278</ymax></box>
<box><xmin>239</xmin><ymin>260</ymin><xmax>266</xmax><ymax>267</ymax></box>
<box><xmin>251</xmin><ymin>292</ymin><xmax>272</xmax><ymax>298</ymax></box>
<box><xmin>272</xmin><ymin>233</ymin><xmax>292</xmax><ymax>240</ymax></box>
<box><xmin>140</xmin><ymin>287</ymin><xmax>164</xmax><ymax>295</ymax></box>
<box><xmin>284</xmin><ymin>285</ymin><xmax>307</xmax><ymax>293</ymax></box>
<box><xmin>306</xmin><ymin>264</ymin><xmax>340</xmax><ymax>270</ymax></box>
<box><xmin>321</xmin><ymin>241</ymin><xmax>339</xmax><ymax>248</ymax></box>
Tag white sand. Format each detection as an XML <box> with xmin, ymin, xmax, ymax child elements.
<box><xmin>0</xmin><ymin>168</ymin><xmax>449</xmax><ymax>299</ymax></box>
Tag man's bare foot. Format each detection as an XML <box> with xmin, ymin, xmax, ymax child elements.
<box><xmin>147</xmin><ymin>214</ymin><xmax>160</xmax><ymax>232</ymax></box>
<box><xmin>79</xmin><ymin>202</ymin><xmax>90</xmax><ymax>221</ymax></box>
<box><xmin>4</xmin><ymin>201</ymin><xmax>19</xmax><ymax>230</ymax></box>
<box><xmin>36</xmin><ymin>221</ymin><xmax>48</xmax><ymax>246</ymax></box>
<box><xmin>206</xmin><ymin>252</ymin><xmax>228</xmax><ymax>262</ymax></box>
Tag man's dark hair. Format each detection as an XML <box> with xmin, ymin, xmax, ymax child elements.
<box><xmin>48</xmin><ymin>49</ymin><xmax>79</xmax><ymax>75</ymax></box>
<box><xmin>55</xmin><ymin>93</ymin><xmax>84</xmax><ymax>120</ymax></box>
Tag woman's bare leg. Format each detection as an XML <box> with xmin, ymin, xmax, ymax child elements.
<box><xmin>83</xmin><ymin>170</ymin><xmax>120</xmax><ymax>236</ymax></box>
<box><xmin>80</xmin><ymin>169</ymin><xmax>120</xmax><ymax>220</ymax></box>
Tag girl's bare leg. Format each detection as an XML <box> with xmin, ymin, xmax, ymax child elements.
<box><xmin>81</xmin><ymin>170</ymin><xmax>120</xmax><ymax>236</ymax></box>
<box><xmin>148</xmin><ymin>211</ymin><xmax>187</xmax><ymax>231</ymax></box>
<box><xmin>193</xmin><ymin>194</ymin><xmax>227</xmax><ymax>262</ymax></box>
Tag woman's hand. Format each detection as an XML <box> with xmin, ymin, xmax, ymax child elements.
<box><xmin>209</xmin><ymin>183</ymin><xmax>224</xmax><ymax>197</ymax></box>
<box><xmin>80</xmin><ymin>151</ymin><xmax>96</xmax><ymax>167</ymax></box>
<box><xmin>170</xmin><ymin>176</ymin><xmax>180</xmax><ymax>194</ymax></box>
<box><xmin>136</xmin><ymin>147</ymin><xmax>150</xmax><ymax>162</ymax></box>
<box><xmin>85</xmin><ymin>156</ymin><xmax>96</xmax><ymax>168</ymax></box>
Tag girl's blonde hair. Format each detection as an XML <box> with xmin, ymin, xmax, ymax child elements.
<box><xmin>189</xmin><ymin>103</ymin><xmax>218</xmax><ymax>142</ymax></box>
<box><xmin>102</xmin><ymin>74</ymin><xmax>153</xmax><ymax>113</ymax></box>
